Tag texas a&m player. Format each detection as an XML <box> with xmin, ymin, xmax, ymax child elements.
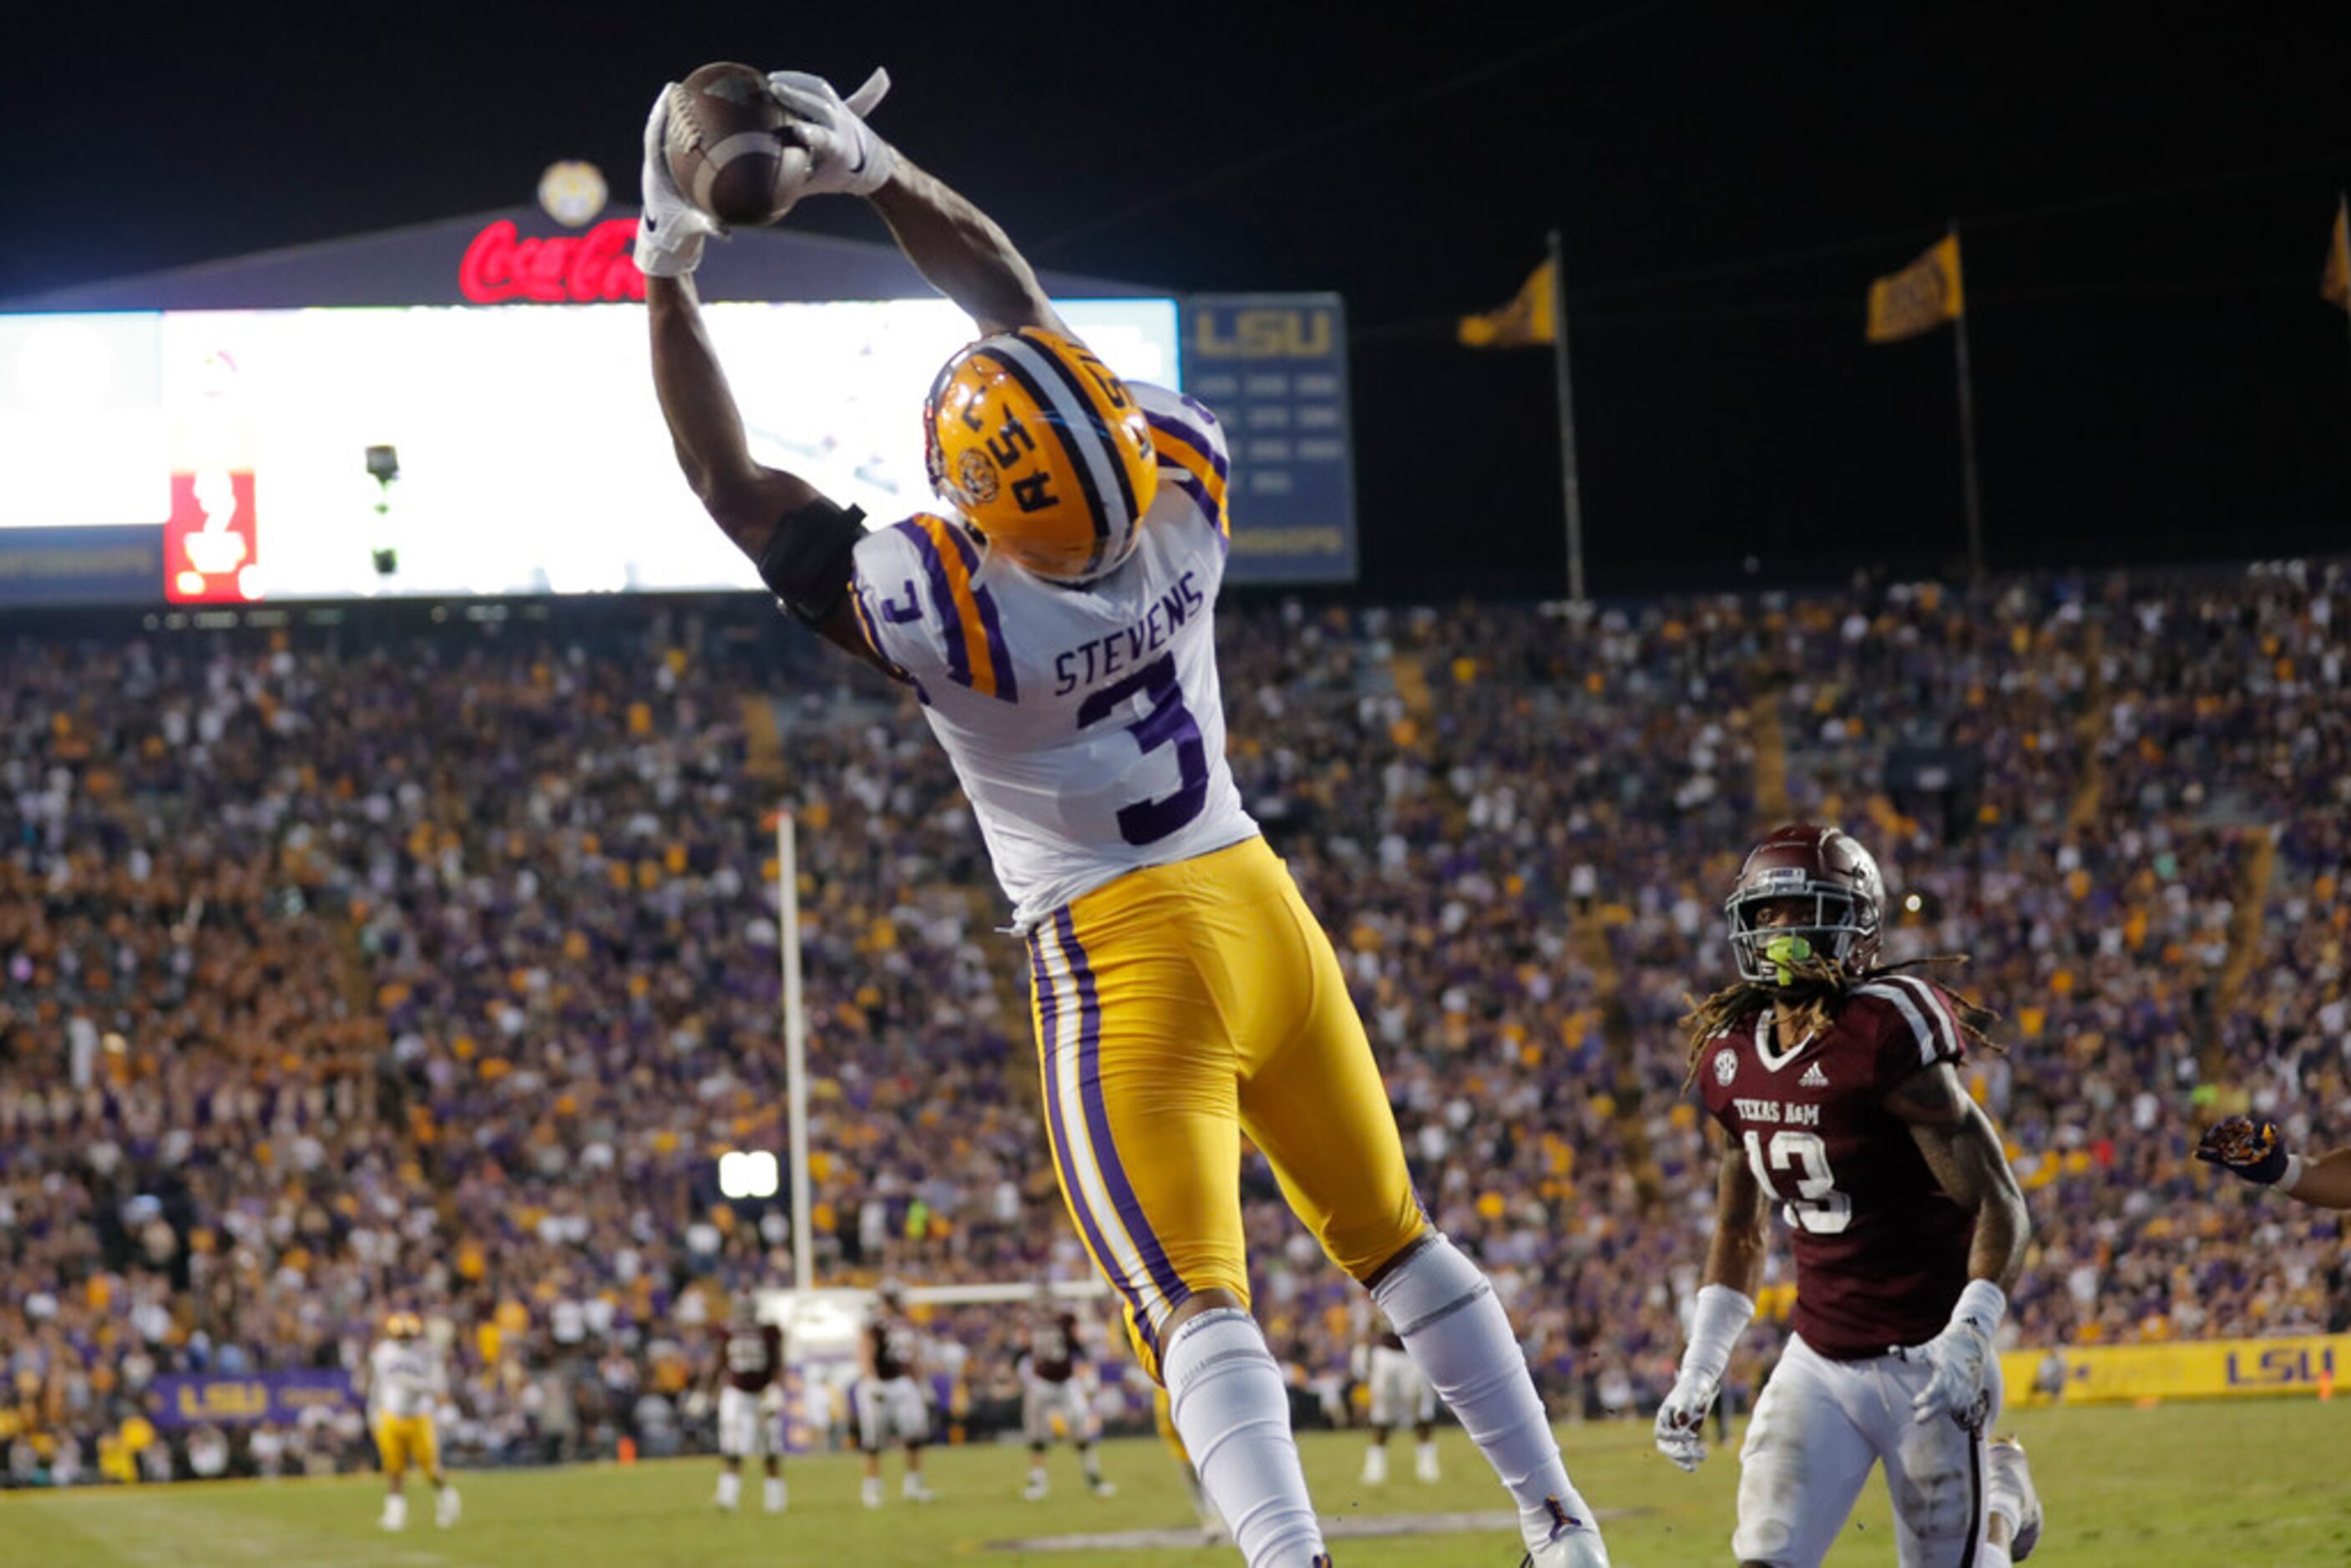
<box><xmin>1019</xmin><ymin>1282</ymin><xmax>1115</xmax><ymax>1500</ymax></box>
<box><xmin>710</xmin><ymin>1295</ymin><xmax>786</xmax><ymax>1515</ymax></box>
<box><xmin>1655</xmin><ymin>825</ymin><xmax>2042</xmax><ymax>1567</ymax></box>
<box><xmin>855</xmin><ymin>1281</ymin><xmax>933</xmax><ymax>1507</ymax></box>
<box><xmin>637</xmin><ymin>60</ymin><xmax>1607</xmax><ymax>1568</ymax></box>
<box><xmin>1358</xmin><ymin>1303</ymin><xmax>1439</xmax><ymax>1485</ymax></box>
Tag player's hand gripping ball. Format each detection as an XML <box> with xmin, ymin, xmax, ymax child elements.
<box><xmin>2196</xmin><ymin>1115</ymin><xmax>2290</xmax><ymax>1185</ymax></box>
<box><xmin>664</xmin><ymin>62</ymin><xmax>816</xmax><ymax>227</ymax></box>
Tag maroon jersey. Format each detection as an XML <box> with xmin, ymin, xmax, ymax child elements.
<box><xmin>869</xmin><ymin>1316</ymin><xmax>919</xmax><ymax>1380</ymax></box>
<box><xmin>1026</xmin><ymin>1311</ymin><xmax>1080</xmax><ymax>1383</ymax></box>
<box><xmin>723</xmin><ymin>1323</ymin><xmax>783</xmax><ymax>1393</ymax></box>
<box><xmin>1699</xmin><ymin>975</ymin><xmax>1973</xmax><ymax>1360</ymax></box>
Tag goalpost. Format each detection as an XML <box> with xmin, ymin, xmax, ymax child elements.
<box><xmin>774</xmin><ymin>805</ymin><xmax>1107</xmax><ymax>1312</ymax></box>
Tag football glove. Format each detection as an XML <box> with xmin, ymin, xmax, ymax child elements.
<box><xmin>2196</xmin><ymin>1115</ymin><xmax>2292</xmax><ymax>1186</ymax></box>
<box><xmin>765</xmin><ymin>68</ymin><xmax>896</xmax><ymax>198</ymax></box>
<box><xmin>1653</xmin><ymin>1283</ymin><xmax>1752</xmax><ymax>1472</ymax></box>
<box><xmin>1907</xmin><ymin>1278</ymin><xmax>2003</xmax><ymax>1430</ymax></box>
<box><xmin>1652</xmin><ymin>1367</ymin><xmax>1719</xmax><ymax>1473</ymax></box>
<box><xmin>635</xmin><ymin>85</ymin><xmax>722</xmax><ymax>277</ymax></box>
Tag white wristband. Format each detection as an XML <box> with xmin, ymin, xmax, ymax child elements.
<box><xmin>1952</xmin><ymin>1278</ymin><xmax>2006</xmax><ymax>1337</ymax></box>
<box><xmin>1680</xmin><ymin>1284</ymin><xmax>1757</xmax><ymax>1386</ymax></box>
<box><xmin>2278</xmin><ymin>1152</ymin><xmax>2307</xmax><ymax>1193</ymax></box>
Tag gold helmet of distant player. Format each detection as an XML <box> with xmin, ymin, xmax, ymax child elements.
<box><xmin>385</xmin><ymin>1311</ymin><xmax>422</xmax><ymax>1339</ymax></box>
<box><xmin>923</xmin><ymin>327</ymin><xmax>1158</xmax><ymax>583</ymax></box>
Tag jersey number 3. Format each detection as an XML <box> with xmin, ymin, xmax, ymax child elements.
<box><xmin>1077</xmin><ymin>652</ymin><xmax>1208</xmax><ymax>846</ymax></box>
<box><xmin>1743</xmin><ymin>1128</ymin><xmax>1852</xmax><ymax>1235</ymax></box>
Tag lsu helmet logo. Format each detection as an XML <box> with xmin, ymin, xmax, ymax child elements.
<box><xmin>923</xmin><ymin>327</ymin><xmax>1158</xmax><ymax>582</ymax></box>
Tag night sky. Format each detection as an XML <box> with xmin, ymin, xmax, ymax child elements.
<box><xmin>7</xmin><ymin>4</ymin><xmax>2347</xmax><ymax>599</ymax></box>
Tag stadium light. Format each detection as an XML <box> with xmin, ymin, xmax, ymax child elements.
<box><xmin>717</xmin><ymin>1150</ymin><xmax>781</xmax><ymax>1201</ymax></box>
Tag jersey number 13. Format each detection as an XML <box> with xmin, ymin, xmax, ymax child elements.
<box><xmin>1743</xmin><ymin>1128</ymin><xmax>1852</xmax><ymax>1235</ymax></box>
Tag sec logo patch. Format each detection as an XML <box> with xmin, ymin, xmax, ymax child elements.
<box><xmin>1714</xmin><ymin>1049</ymin><xmax>1738</xmax><ymax>1086</ymax></box>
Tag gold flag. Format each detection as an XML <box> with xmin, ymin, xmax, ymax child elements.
<box><xmin>1459</xmin><ymin>259</ymin><xmax>1556</xmax><ymax>347</ymax></box>
<box><xmin>1867</xmin><ymin>234</ymin><xmax>1965</xmax><ymax>343</ymax></box>
<box><xmin>2323</xmin><ymin>198</ymin><xmax>2350</xmax><ymax>312</ymax></box>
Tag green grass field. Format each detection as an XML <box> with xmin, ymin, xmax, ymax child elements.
<box><xmin>7</xmin><ymin>1401</ymin><xmax>2348</xmax><ymax>1565</ymax></box>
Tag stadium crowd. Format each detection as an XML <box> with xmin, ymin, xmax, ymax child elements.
<box><xmin>3</xmin><ymin>562</ymin><xmax>2345</xmax><ymax>1482</ymax></box>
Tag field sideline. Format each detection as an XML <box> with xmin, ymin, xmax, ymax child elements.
<box><xmin>6</xmin><ymin>1401</ymin><xmax>2348</xmax><ymax>1565</ymax></box>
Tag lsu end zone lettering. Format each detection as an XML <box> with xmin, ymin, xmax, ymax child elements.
<box><xmin>1183</xmin><ymin>293</ymin><xmax>1358</xmax><ymax>584</ymax></box>
<box><xmin>1999</xmin><ymin>1333</ymin><xmax>2351</xmax><ymax>1405</ymax></box>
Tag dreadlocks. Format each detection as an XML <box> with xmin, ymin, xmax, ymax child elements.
<box><xmin>1681</xmin><ymin>950</ymin><xmax>2002</xmax><ymax>1090</ymax></box>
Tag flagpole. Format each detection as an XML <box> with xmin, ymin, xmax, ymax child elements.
<box><xmin>1949</xmin><ymin>220</ymin><xmax>1986</xmax><ymax>586</ymax></box>
<box><xmin>1546</xmin><ymin>227</ymin><xmax>1588</xmax><ymax>602</ymax></box>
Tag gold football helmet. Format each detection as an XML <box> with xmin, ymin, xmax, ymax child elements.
<box><xmin>923</xmin><ymin>327</ymin><xmax>1158</xmax><ymax>582</ymax></box>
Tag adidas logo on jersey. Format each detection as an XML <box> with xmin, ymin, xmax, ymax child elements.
<box><xmin>1799</xmin><ymin>1063</ymin><xmax>1830</xmax><ymax>1088</ymax></box>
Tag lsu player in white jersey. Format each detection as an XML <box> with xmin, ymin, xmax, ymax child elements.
<box><xmin>367</xmin><ymin>1313</ymin><xmax>458</xmax><ymax>1530</ymax></box>
<box><xmin>635</xmin><ymin>63</ymin><xmax>1608</xmax><ymax>1568</ymax></box>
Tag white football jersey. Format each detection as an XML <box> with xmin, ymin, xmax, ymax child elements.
<box><xmin>368</xmin><ymin>1338</ymin><xmax>440</xmax><ymax>1420</ymax></box>
<box><xmin>850</xmin><ymin>382</ymin><xmax>1257</xmax><ymax>928</ymax></box>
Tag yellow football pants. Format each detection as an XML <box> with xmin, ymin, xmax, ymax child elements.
<box><xmin>373</xmin><ymin>1414</ymin><xmax>439</xmax><ymax>1480</ymax></box>
<box><xmin>1028</xmin><ymin>834</ymin><xmax>1426</xmax><ymax>1379</ymax></box>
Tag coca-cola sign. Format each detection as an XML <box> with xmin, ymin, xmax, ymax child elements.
<box><xmin>459</xmin><ymin>217</ymin><xmax>645</xmax><ymax>305</ymax></box>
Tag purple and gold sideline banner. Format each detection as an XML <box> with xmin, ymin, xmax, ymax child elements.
<box><xmin>152</xmin><ymin>1369</ymin><xmax>356</xmax><ymax>1429</ymax></box>
<box><xmin>2000</xmin><ymin>1333</ymin><xmax>2351</xmax><ymax>1406</ymax></box>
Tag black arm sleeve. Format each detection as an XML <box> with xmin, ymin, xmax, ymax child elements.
<box><xmin>755</xmin><ymin>497</ymin><xmax>867</xmax><ymax>627</ymax></box>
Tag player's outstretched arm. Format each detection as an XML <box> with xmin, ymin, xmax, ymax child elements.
<box><xmin>867</xmin><ymin>159</ymin><xmax>1067</xmax><ymax>337</ymax></box>
<box><xmin>1655</xmin><ymin>1141</ymin><xmax>1766</xmax><ymax>1471</ymax></box>
<box><xmin>2197</xmin><ymin>1115</ymin><xmax>2351</xmax><ymax>1209</ymax></box>
<box><xmin>634</xmin><ymin>86</ymin><xmax>889</xmax><ymax>674</ymax></box>
<box><xmin>759</xmin><ymin>65</ymin><xmax>1057</xmax><ymax>335</ymax></box>
<box><xmin>1886</xmin><ymin>1061</ymin><xmax>2030</xmax><ymax>1428</ymax></box>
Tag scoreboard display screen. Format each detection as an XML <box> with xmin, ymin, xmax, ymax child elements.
<box><xmin>0</xmin><ymin>299</ymin><xmax>1180</xmax><ymax>604</ymax></box>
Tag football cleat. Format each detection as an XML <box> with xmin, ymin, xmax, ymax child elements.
<box><xmin>435</xmin><ymin>1486</ymin><xmax>460</xmax><ymax>1529</ymax></box>
<box><xmin>1520</xmin><ymin>1496</ymin><xmax>1610</xmax><ymax>1568</ymax></box>
<box><xmin>1361</xmin><ymin>1445</ymin><xmax>1388</xmax><ymax>1485</ymax></box>
<box><xmin>923</xmin><ymin>327</ymin><xmax>1158</xmax><ymax>583</ymax></box>
<box><xmin>1987</xmin><ymin>1435</ymin><xmax>2042</xmax><ymax>1560</ymax></box>
<box><xmin>1090</xmin><ymin>1478</ymin><xmax>1118</xmax><ymax>1499</ymax></box>
<box><xmin>1415</xmin><ymin>1444</ymin><xmax>1441</xmax><ymax>1483</ymax></box>
<box><xmin>1024</xmin><ymin>1475</ymin><xmax>1049</xmax><ymax>1502</ymax></box>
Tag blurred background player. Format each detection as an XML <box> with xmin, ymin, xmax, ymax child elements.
<box><xmin>366</xmin><ymin>1313</ymin><xmax>458</xmax><ymax>1531</ymax></box>
<box><xmin>1019</xmin><ymin>1283</ymin><xmax>1114</xmax><ymax>1500</ymax></box>
<box><xmin>1357</xmin><ymin>1303</ymin><xmax>1439</xmax><ymax>1485</ymax></box>
<box><xmin>710</xmin><ymin>1295</ymin><xmax>786</xmax><ymax>1515</ymax></box>
<box><xmin>854</xmin><ymin>1281</ymin><xmax>933</xmax><ymax>1507</ymax></box>
<box><xmin>635</xmin><ymin>63</ymin><xmax>1608</xmax><ymax>1568</ymax></box>
<box><xmin>1653</xmin><ymin>824</ymin><xmax>2042</xmax><ymax>1567</ymax></box>
<box><xmin>2197</xmin><ymin>1115</ymin><xmax>2351</xmax><ymax>1209</ymax></box>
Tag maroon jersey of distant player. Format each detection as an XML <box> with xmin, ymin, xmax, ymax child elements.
<box><xmin>1026</xmin><ymin>1311</ymin><xmax>1080</xmax><ymax>1383</ymax></box>
<box><xmin>1699</xmin><ymin>974</ymin><xmax>1974</xmax><ymax>1359</ymax></box>
<box><xmin>723</xmin><ymin>1323</ymin><xmax>784</xmax><ymax>1393</ymax></box>
<box><xmin>869</xmin><ymin>1316</ymin><xmax>919</xmax><ymax>1380</ymax></box>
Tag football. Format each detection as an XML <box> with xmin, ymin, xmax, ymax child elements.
<box><xmin>664</xmin><ymin>61</ymin><xmax>809</xmax><ymax>228</ymax></box>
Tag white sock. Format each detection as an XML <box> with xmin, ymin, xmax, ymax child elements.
<box><xmin>1373</xmin><ymin>1234</ymin><xmax>1598</xmax><ymax>1551</ymax></box>
<box><xmin>382</xmin><ymin>1494</ymin><xmax>407</xmax><ymax>1528</ymax></box>
<box><xmin>1363</xmin><ymin>1444</ymin><xmax>1388</xmax><ymax>1482</ymax></box>
<box><xmin>861</xmin><ymin>1475</ymin><xmax>882</xmax><ymax>1506</ymax></box>
<box><xmin>763</xmin><ymin>1475</ymin><xmax>786</xmax><ymax>1512</ymax></box>
<box><xmin>715</xmin><ymin>1470</ymin><xmax>740</xmax><ymax>1508</ymax></box>
<box><xmin>1163</xmin><ymin>1308</ymin><xmax>1326</xmax><ymax>1568</ymax></box>
<box><xmin>1986</xmin><ymin>1474</ymin><xmax>2023</xmax><ymax>1538</ymax></box>
<box><xmin>902</xmin><ymin>1470</ymin><xmax>925</xmax><ymax>1497</ymax></box>
<box><xmin>1979</xmin><ymin>1545</ymin><xmax>2013</xmax><ymax>1568</ymax></box>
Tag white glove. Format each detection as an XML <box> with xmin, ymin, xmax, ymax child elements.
<box><xmin>1653</xmin><ymin>1283</ymin><xmax>1753</xmax><ymax>1473</ymax></box>
<box><xmin>1907</xmin><ymin>1279</ymin><xmax>2003</xmax><ymax>1429</ymax></box>
<box><xmin>765</xmin><ymin>68</ymin><xmax>897</xmax><ymax>198</ymax></box>
<box><xmin>634</xmin><ymin>85</ymin><xmax>721</xmax><ymax>278</ymax></box>
<box><xmin>1652</xmin><ymin>1365</ymin><xmax>1719</xmax><ymax>1473</ymax></box>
